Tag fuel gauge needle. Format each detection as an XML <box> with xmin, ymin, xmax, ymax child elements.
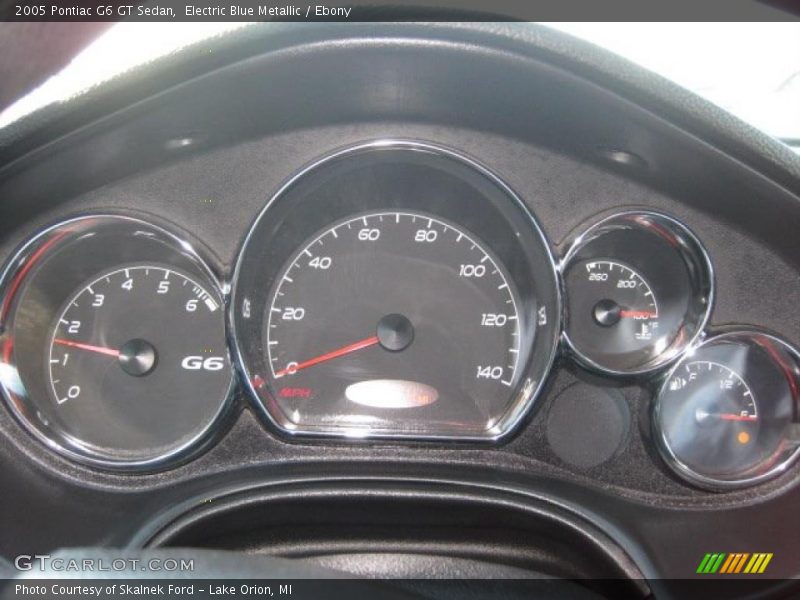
<box><xmin>713</xmin><ymin>413</ymin><xmax>758</xmax><ymax>422</ymax></box>
<box><xmin>696</xmin><ymin>408</ymin><xmax>758</xmax><ymax>422</ymax></box>
<box><xmin>53</xmin><ymin>338</ymin><xmax>120</xmax><ymax>358</ymax></box>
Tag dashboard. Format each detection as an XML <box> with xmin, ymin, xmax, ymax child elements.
<box><xmin>1</xmin><ymin>22</ymin><xmax>800</xmax><ymax>597</ymax></box>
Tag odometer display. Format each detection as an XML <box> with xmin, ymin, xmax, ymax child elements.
<box><xmin>266</xmin><ymin>211</ymin><xmax>521</xmax><ymax>430</ymax></box>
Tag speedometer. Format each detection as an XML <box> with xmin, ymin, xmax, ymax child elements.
<box><xmin>233</xmin><ymin>141</ymin><xmax>560</xmax><ymax>440</ymax></box>
<box><xmin>267</xmin><ymin>211</ymin><xmax>520</xmax><ymax>418</ymax></box>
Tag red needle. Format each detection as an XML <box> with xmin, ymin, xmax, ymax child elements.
<box><xmin>619</xmin><ymin>310</ymin><xmax>657</xmax><ymax>318</ymax></box>
<box><xmin>715</xmin><ymin>413</ymin><xmax>758</xmax><ymax>422</ymax></box>
<box><xmin>275</xmin><ymin>335</ymin><xmax>380</xmax><ymax>378</ymax></box>
<box><xmin>53</xmin><ymin>338</ymin><xmax>120</xmax><ymax>358</ymax></box>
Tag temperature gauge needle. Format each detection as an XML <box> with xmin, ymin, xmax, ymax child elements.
<box><xmin>619</xmin><ymin>310</ymin><xmax>658</xmax><ymax>318</ymax></box>
<box><xmin>275</xmin><ymin>335</ymin><xmax>379</xmax><ymax>378</ymax></box>
<box><xmin>53</xmin><ymin>338</ymin><xmax>120</xmax><ymax>358</ymax></box>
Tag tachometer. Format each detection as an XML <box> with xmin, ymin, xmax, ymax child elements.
<box><xmin>46</xmin><ymin>265</ymin><xmax>229</xmax><ymax>444</ymax></box>
<box><xmin>233</xmin><ymin>141</ymin><xmax>560</xmax><ymax>440</ymax></box>
<box><xmin>0</xmin><ymin>216</ymin><xmax>233</xmax><ymax>469</ymax></box>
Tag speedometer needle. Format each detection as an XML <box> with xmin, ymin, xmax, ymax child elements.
<box><xmin>53</xmin><ymin>338</ymin><xmax>120</xmax><ymax>358</ymax></box>
<box><xmin>275</xmin><ymin>335</ymin><xmax>380</xmax><ymax>378</ymax></box>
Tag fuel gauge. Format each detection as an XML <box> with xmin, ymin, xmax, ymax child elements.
<box><xmin>654</xmin><ymin>331</ymin><xmax>800</xmax><ymax>489</ymax></box>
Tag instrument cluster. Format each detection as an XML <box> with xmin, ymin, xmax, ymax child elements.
<box><xmin>1</xmin><ymin>141</ymin><xmax>798</xmax><ymax>491</ymax></box>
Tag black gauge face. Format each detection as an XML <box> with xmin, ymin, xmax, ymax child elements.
<box><xmin>234</xmin><ymin>142</ymin><xmax>561</xmax><ymax>440</ymax></box>
<box><xmin>566</xmin><ymin>260</ymin><xmax>660</xmax><ymax>364</ymax></box>
<box><xmin>0</xmin><ymin>216</ymin><xmax>233</xmax><ymax>468</ymax></box>
<box><xmin>654</xmin><ymin>332</ymin><xmax>800</xmax><ymax>488</ymax></box>
<box><xmin>563</xmin><ymin>212</ymin><xmax>713</xmax><ymax>375</ymax></box>
<box><xmin>660</xmin><ymin>361</ymin><xmax>759</xmax><ymax>475</ymax></box>
<box><xmin>266</xmin><ymin>211</ymin><xmax>521</xmax><ymax>429</ymax></box>
<box><xmin>46</xmin><ymin>265</ymin><xmax>230</xmax><ymax>457</ymax></box>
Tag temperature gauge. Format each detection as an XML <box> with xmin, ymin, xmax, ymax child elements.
<box><xmin>568</xmin><ymin>260</ymin><xmax>660</xmax><ymax>359</ymax></box>
<box><xmin>562</xmin><ymin>211</ymin><xmax>713</xmax><ymax>375</ymax></box>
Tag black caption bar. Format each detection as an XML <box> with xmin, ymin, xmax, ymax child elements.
<box><xmin>1</xmin><ymin>0</ymin><xmax>798</xmax><ymax>22</ymax></box>
<box><xmin>3</xmin><ymin>579</ymin><xmax>800</xmax><ymax>600</ymax></box>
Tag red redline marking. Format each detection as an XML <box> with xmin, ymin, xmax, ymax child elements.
<box><xmin>53</xmin><ymin>338</ymin><xmax>120</xmax><ymax>358</ymax></box>
<box><xmin>275</xmin><ymin>335</ymin><xmax>380</xmax><ymax>378</ymax></box>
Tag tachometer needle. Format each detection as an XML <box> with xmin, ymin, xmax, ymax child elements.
<box><xmin>275</xmin><ymin>335</ymin><xmax>380</xmax><ymax>378</ymax></box>
<box><xmin>53</xmin><ymin>338</ymin><xmax>120</xmax><ymax>358</ymax></box>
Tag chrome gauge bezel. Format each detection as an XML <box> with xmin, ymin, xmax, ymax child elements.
<box><xmin>230</xmin><ymin>140</ymin><xmax>562</xmax><ymax>442</ymax></box>
<box><xmin>0</xmin><ymin>214</ymin><xmax>236</xmax><ymax>471</ymax></box>
<box><xmin>652</xmin><ymin>330</ymin><xmax>800</xmax><ymax>491</ymax></box>
<box><xmin>560</xmin><ymin>210</ymin><xmax>714</xmax><ymax>377</ymax></box>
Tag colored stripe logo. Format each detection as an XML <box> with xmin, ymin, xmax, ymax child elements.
<box><xmin>697</xmin><ymin>553</ymin><xmax>773</xmax><ymax>574</ymax></box>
